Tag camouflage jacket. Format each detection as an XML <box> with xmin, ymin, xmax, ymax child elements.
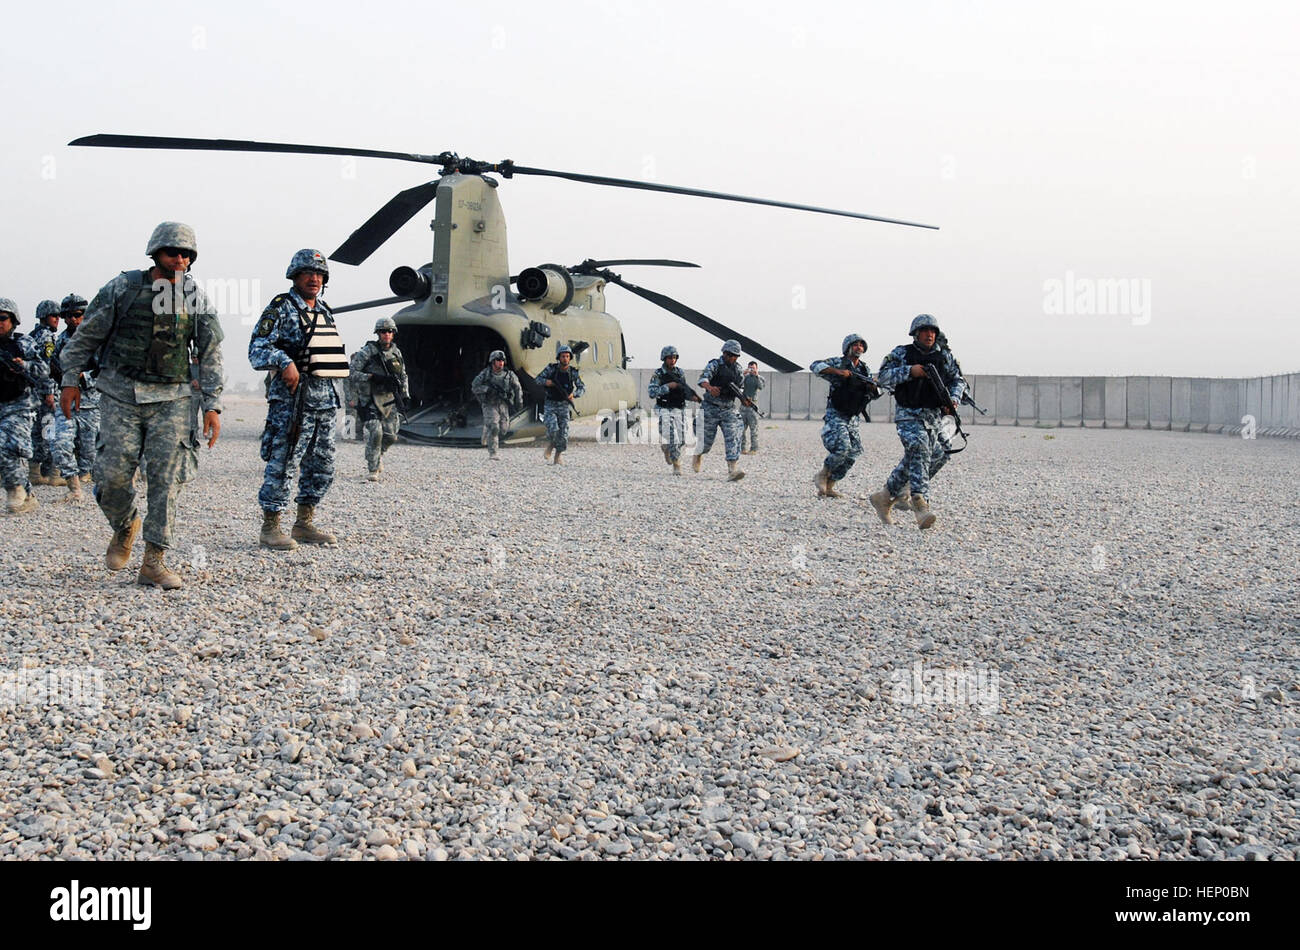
<box><xmin>471</xmin><ymin>366</ymin><xmax>522</xmax><ymax>408</ymax></box>
<box><xmin>350</xmin><ymin>340</ymin><xmax>410</xmax><ymax>415</ymax></box>
<box><xmin>877</xmin><ymin>343</ymin><xmax>966</xmax><ymax>406</ymax></box>
<box><xmin>810</xmin><ymin>355</ymin><xmax>878</xmax><ymax>412</ymax></box>
<box><xmin>58</xmin><ymin>270</ymin><xmax>225</xmax><ymax>411</ymax></box>
<box><xmin>535</xmin><ymin>362</ymin><xmax>585</xmax><ymax>400</ymax></box>
<box><xmin>52</xmin><ymin>328</ymin><xmax>100</xmax><ymax>408</ymax></box>
<box><xmin>0</xmin><ymin>333</ymin><xmax>49</xmax><ymax>413</ymax></box>
<box><xmin>248</xmin><ymin>288</ymin><xmax>339</xmax><ymax>411</ymax></box>
<box><xmin>26</xmin><ymin>324</ymin><xmax>61</xmax><ymax>398</ymax></box>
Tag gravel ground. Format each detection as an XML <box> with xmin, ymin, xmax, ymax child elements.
<box><xmin>2</xmin><ymin>396</ymin><xmax>1297</xmax><ymax>860</ymax></box>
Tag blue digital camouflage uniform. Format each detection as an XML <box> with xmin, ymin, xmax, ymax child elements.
<box><xmin>57</xmin><ymin>271</ymin><xmax>225</xmax><ymax>549</ymax></box>
<box><xmin>740</xmin><ymin>372</ymin><xmax>765</xmax><ymax>451</ymax></box>
<box><xmin>27</xmin><ymin>321</ymin><xmax>60</xmax><ymax>474</ymax></box>
<box><xmin>49</xmin><ymin>327</ymin><xmax>101</xmax><ymax>479</ymax></box>
<box><xmin>877</xmin><ymin>344</ymin><xmax>965</xmax><ymax>500</ymax></box>
<box><xmin>470</xmin><ymin>364</ymin><xmax>522</xmax><ymax>455</ymax></box>
<box><xmin>696</xmin><ymin>357</ymin><xmax>743</xmax><ymax>462</ymax></box>
<box><xmin>1</xmin><ymin>333</ymin><xmax>48</xmax><ymax>491</ymax></box>
<box><xmin>535</xmin><ymin>362</ymin><xmax>585</xmax><ymax>452</ymax></box>
<box><xmin>810</xmin><ymin>354</ymin><xmax>878</xmax><ymax>481</ymax></box>
<box><xmin>249</xmin><ymin>289</ymin><xmax>341</xmax><ymax>511</ymax></box>
<box><xmin>648</xmin><ymin>364</ymin><xmax>691</xmax><ymax>463</ymax></box>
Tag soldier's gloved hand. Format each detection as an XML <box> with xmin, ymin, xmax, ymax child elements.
<box><xmin>281</xmin><ymin>361</ymin><xmax>301</xmax><ymax>393</ymax></box>
<box><xmin>60</xmin><ymin>385</ymin><xmax>81</xmax><ymax>419</ymax></box>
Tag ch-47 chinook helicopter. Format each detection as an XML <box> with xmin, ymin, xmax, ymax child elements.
<box><xmin>70</xmin><ymin>134</ymin><xmax>938</xmax><ymax>444</ymax></box>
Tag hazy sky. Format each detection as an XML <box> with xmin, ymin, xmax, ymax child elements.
<box><xmin>4</xmin><ymin>0</ymin><xmax>1297</xmax><ymax>388</ymax></box>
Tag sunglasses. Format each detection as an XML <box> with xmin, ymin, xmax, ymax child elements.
<box><xmin>65</xmin><ymin>310</ymin><xmax>85</xmax><ymax>319</ymax></box>
<box><xmin>378</xmin><ymin>329</ymin><xmax>395</xmax><ymax>334</ymax></box>
<box><xmin>160</xmin><ymin>247</ymin><xmax>194</xmax><ymax>259</ymax></box>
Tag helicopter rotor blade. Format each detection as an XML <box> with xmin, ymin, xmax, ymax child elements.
<box><xmin>510</xmin><ymin>165</ymin><xmax>938</xmax><ymax>231</ymax></box>
<box><xmin>572</xmin><ymin>259</ymin><xmax>700</xmax><ymax>270</ymax></box>
<box><xmin>602</xmin><ymin>272</ymin><xmax>802</xmax><ymax>373</ymax></box>
<box><xmin>330</xmin><ymin>295</ymin><xmax>413</xmax><ymax>315</ymax></box>
<box><xmin>68</xmin><ymin>134</ymin><xmax>447</xmax><ymax>166</ymax></box>
<box><xmin>330</xmin><ymin>180</ymin><xmax>442</xmax><ymax>265</ymax></box>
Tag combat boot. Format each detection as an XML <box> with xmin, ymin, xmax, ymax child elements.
<box><xmin>868</xmin><ymin>488</ymin><xmax>898</xmax><ymax>525</ymax></box>
<box><xmin>292</xmin><ymin>504</ymin><xmax>337</xmax><ymax>545</ymax></box>
<box><xmin>544</xmin><ymin>444</ymin><xmax>553</xmax><ymax>462</ymax></box>
<box><xmin>692</xmin><ymin>454</ymin><xmax>702</xmax><ymax>473</ymax></box>
<box><xmin>727</xmin><ymin>460</ymin><xmax>745</xmax><ymax>482</ymax></box>
<box><xmin>137</xmin><ymin>542</ymin><xmax>182</xmax><ymax>590</ymax></box>
<box><xmin>46</xmin><ymin>472</ymin><xmax>67</xmax><ymax>488</ymax></box>
<box><xmin>7</xmin><ymin>485</ymin><xmax>38</xmax><ymax>514</ymax></box>
<box><xmin>814</xmin><ymin>466</ymin><xmax>831</xmax><ymax>497</ymax></box>
<box><xmin>893</xmin><ymin>492</ymin><xmax>913</xmax><ymax>511</ymax></box>
<box><xmin>553</xmin><ymin>451</ymin><xmax>564</xmax><ymax>465</ymax></box>
<box><xmin>58</xmin><ymin>474</ymin><xmax>82</xmax><ymax>503</ymax></box>
<box><xmin>672</xmin><ymin>460</ymin><xmax>682</xmax><ymax>475</ymax></box>
<box><xmin>105</xmin><ymin>516</ymin><xmax>142</xmax><ymax>570</ymax></box>
<box><xmin>661</xmin><ymin>444</ymin><xmax>672</xmax><ymax>465</ymax></box>
<box><xmin>912</xmin><ymin>495</ymin><xmax>937</xmax><ymax>530</ymax></box>
<box><xmin>824</xmin><ymin>477</ymin><xmax>843</xmax><ymax>499</ymax></box>
<box><xmin>366</xmin><ymin>469</ymin><xmax>380</xmax><ymax>482</ymax></box>
<box><xmin>259</xmin><ymin>510</ymin><xmax>297</xmax><ymax>551</ymax></box>
<box><xmin>28</xmin><ymin>462</ymin><xmax>48</xmax><ymax>486</ymax></box>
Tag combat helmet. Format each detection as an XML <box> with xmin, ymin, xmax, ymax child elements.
<box><xmin>721</xmin><ymin>339</ymin><xmax>742</xmax><ymax>356</ymax></box>
<box><xmin>286</xmin><ymin>248</ymin><xmax>329</xmax><ymax>284</ymax></box>
<box><xmin>35</xmin><ymin>300</ymin><xmax>62</xmax><ymax>324</ymax></box>
<box><xmin>842</xmin><ymin>333</ymin><xmax>867</xmax><ymax>355</ymax></box>
<box><xmin>555</xmin><ymin>343</ymin><xmax>573</xmax><ymax>357</ymax></box>
<box><xmin>660</xmin><ymin>345</ymin><xmax>679</xmax><ymax>361</ymax></box>
<box><xmin>0</xmin><ymin>297</ymin><xmax>19</xmax><ymax>326</ymax></box>
<box><xmin>909</xmin><ymin>313</ymin><xmax>940</xmax><ymax>335</ymax></box>
<box><xmin>146</xmin><ymin>222</ymin><xmax>198</xmax><ymax>263</ymax></box>
<box><xmin>374</xmin><ymin>316</ymin><xmax>397</xmax><ymax>334</ymax></box>
<box><xmin>488</xmin><ymin>349</ymin><xmax>506</xmax><ymax>363</ymax></box>
<box><xmin>60</xmin><ymin>293</ymin><xmax>88</xmax><ymax>315</ymax></box>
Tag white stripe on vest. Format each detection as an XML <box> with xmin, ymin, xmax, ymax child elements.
<box><xmin>300</xmin><ymin>309</ymin><xmax>350</xmax><ymax>378</ymax></box>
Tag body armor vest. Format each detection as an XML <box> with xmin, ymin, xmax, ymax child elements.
<box><xmin>892</xmin><ymin>344</ymin><xmax>949</xmax><ymax>410</ymax></box>
<box><xmin>547</xmin><ymin>366</ymin><xmax>574</xmax><ymax>401</ymax></box>
<box><xmin>0</xmin><ymin>336</ymin><xmax>30</xmax><ymax>402</ymax></box>
<box><xmin>829</xmin><ymin>359</ymin><xmax>870</xmax><ymax>416</ymax></box>
<box><xmin>709</xmin><ymin>359</ymin><xmax>743</xmax><ymax>400</ymax></box>
<box><xmin>655</xmin><ymin>367</ymin><xmax>688</xmax><ymax>408</ymax></box>
<box><xmin>108</xmin><ymin>275</ymin><xmax>193</xmax><ymax>384</ymax></box>
<box><xmin>295</xmin><ymin>302</ymin><xmax>349</xmax><ymax>378</ymax></box>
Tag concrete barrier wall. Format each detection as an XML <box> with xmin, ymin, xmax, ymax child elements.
<box><xmin>629</xmin><ymin>369</ymin><xmax>1300</xmax><ymax>437</ymax></box>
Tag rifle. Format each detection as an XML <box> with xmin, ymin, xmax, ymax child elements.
<box><xmin>374</xmin><ymin>351</ymin><xmax>410</xmax><ymax>415</ymax></box>
<box><xmin>725</xmin><ymin>381</ymin><xmax>766</xmax><ymax>417</ymax></box>
<box><xmin>282</xmin><ymin>368</ymin><xmax>309</xmax><ymax>464</ymax></box>
<box><xmin>921</xmin><ymin>363</ymin><xmax>968</xmax><ymax>454</ymax></box>
<box><xmin>960</xmin><ymin>391</ymin><xmax>988</xmax><ymax>416</ymax></box>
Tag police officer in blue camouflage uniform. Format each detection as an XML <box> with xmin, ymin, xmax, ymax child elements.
<box><xmin>648</xmin><ymin>345</ymin><xmax>697</xmax><ymax>475</ymax></box>
<box><xmin>535</xmin><ymin>343</ymin><xmax>585</xmax><ymax>465</ymax></box>
<box><xmin>692</xmin><ymin>339</ymin><xmax>746</xmax><ymax>481</ymax></box>
<box><xmin>250</xmin><ymin>249</ymin><xmax>348</xmax><ymax>550</ymax></box>
<box><xmin>810</xmin><ymin>333</ymin><xmax>879</xmax><ymax>499</ymax></box>
<box><xmin>48</xmin><ymin>293</ymin><xmax>96</xmax><ymax>502</ymax></box>
<box><xmin>1</xmin><ymin>298</ymin><xmax>47</xmax><ymax>514</ymax></box>
<box><xmin>870</xmin><ymin>314</ymin><xmax>966</xmax><ymax>530</ymax></box>
<box><xmin>57</xmin><ymin>222</ymin><xmax>225</xmax><ymax>588</ymax></box>
<box><xmin>27</xmin><ymin>299</ymin><xmax>64</xmax><ymax>488</ymax></box>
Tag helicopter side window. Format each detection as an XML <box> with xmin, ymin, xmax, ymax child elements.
<box><xmin>592</xmin><ymin>342</ymin><xmax>599</xmax><ymax>364</ymax></box>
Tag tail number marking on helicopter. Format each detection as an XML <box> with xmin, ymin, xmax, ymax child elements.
<box><xmin>457</xmin><ymin>199</ymin><xmax>483</xmax><ymax>212</ymax></box>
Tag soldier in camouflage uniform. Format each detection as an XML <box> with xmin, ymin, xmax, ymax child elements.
<box><xmin>48</xmin><ymin>294</ymin><xmax>97</xmax><ymax>502</ymax></box>
<box><xmin>470</xmin><ymin>349</ymin><xmax>522</xmax><ymax>460</ymax></box>
<box><xmin>810</xmin><ymin>333</ymin><xmax>880</xmax><ymax>499</ymax></box>
<box><xmin>869</xmin><ymin>314</ymin><xmax>966</xmax><ymax>530</ymax></box>
<box><xmin>57</xmin><ymin>223</ymin><xmax>225</xmax><ymax>587</ymax></box>
<box><xmin>1</xmin><ymin>299</ymin><xmax>47</xmax><ymax>515</ymax></box>
<box><xmin>250</xmin><ymin>249</ymin><xmax>348</xmax><ymax>550</ymax></box>
<box><xmin>350</xmin><ymin>316</ymin><xmax>410</xmax><ymax>478</ymax></box>
<box><xmin>535</xmin><ymin>343</ymin><xmax>585</xmax><ymax>465</ymax></box>
<box><xmin>27</xmin><ymin>300</ymin><xmax>63</xmax><ymax>487</ymax></box>
<box><xmin>740</xmin><ymin>361</ymin><xmax>765</xmax><ymax>454</ymax></box>
<box><xmin>692</xmin><ymin>339</ymin><xmax>746</xmax><ymax>481</ymax></box>
<box><xmin>648</xmin><ymin>345</ymin><xmax>697</xmax><ymax>475</ymax></box>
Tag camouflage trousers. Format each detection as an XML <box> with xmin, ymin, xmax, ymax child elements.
<box><xmin>821</xmin><ymin>408</ymin><xmax>863</xmax><ymax>481</ymax></box>
<box><xmin>94</xmin><ymin>394</ymin><xmax>196</xmax><ymax>550</ymax></box>
<box><xmin>0</xmin><ymin>402</ymin><xmax>34</xmax><ymax>490</ymax></box>
<box><xmin>885</xmin><ymin>408</ymin><xmax>951</xmax><ymax>499</ymax></box>
<box><xmin>32</xmin><ymin>402</ymin><xmax>56</xmax><ymax>473</ymax></box>
<box><xmin>51</xmin><ymin>404</ymin><xmax>100</xmax><ymax>478</ymax></box>
<box><xmin>697</xmin><ymin>401</ymin><xmax>742</xmax><ymax>461</ymax></box>
<box><xmin>656</xmin><ymin>406</ymin><xmax>686</xmax><ymax>463</ymax></box>
<box><xmin>259</xmin><ymin>401</ymin><xmax>337</xmax><ymax>512</ymax></box>
<box><xmin>740</xmin><ymin>406</ymin><xmax>760</xmax><ymax>451</ymax></box>
<box><xmin>543</xmin><ymin>401</ymin><xmax>572</xmax><ymax>453</ymax></box>
<box><xmin>479</xmin><ymin>400</ymin><xmax>511</xmax><ymax>454</ymax></box>
<box><xmin>364</xmin><ymin>408</ymin><xmax>400</xmax><ymax>471</ymax></box>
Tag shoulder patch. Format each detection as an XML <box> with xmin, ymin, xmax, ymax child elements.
<box><xmin>255</xmin><ymin>316</ymin><xmax>275</xmax><ymax>338</ymax></box>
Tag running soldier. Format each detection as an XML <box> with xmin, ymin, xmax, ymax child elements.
<box><xmin>250</xmin><ymin>249</ymin><xmax>348</xmax><ymax>549</ymax></box>
<box><xmin>57</xmin><ymin>222</ymin><xmax>225</xmax><ymax>588</ymax></box>
<box><xmin>869</xmin><ymin>314</ymin><xmax>966</xmax><ymax>530</ymax></box>
<box><xmin>48</xmin><ymin>293</ymin><xmax>97</xmax><ymax>502</ymax></box>
<box><xmin>809</xmin><ymin>333</ymin><xmax>879</xmax><ymax>498</ymax></box>
<box><xmin>350</xmin><ymin>316</ymin><xmax>410</xmax><ymax>479</ymax></box>
<box><xmin>647</xmin><ymin>345</ymin><xmax>697</xmax><ymax>475</ymax></box>
<box><xmin>470</xmin><ymin>349</ymin><xmax>522</xmax><ymax>460</ymax></box>
<box><xmin>1</xmin><ymin>298</ymin><xmax>47</xmax><ymax>514</ymax></box>
<box><xmin>693</xmin><ymin>339</ymin><xmax>746</xmax><ymax>481</ymax></box>
<box><xmin>27</xmin><ymin>300</ymin><xmax>63</xmax><ymax>487</ymax></box>
<box><xmin>535</xmin><ymin>343</ymin><xmax>585</xmax><ymax>465</ymax></box>
<box><xmin>740</xmin><ymin>361</ymin><xmax>764</xmax><ymax>454</ymax></box>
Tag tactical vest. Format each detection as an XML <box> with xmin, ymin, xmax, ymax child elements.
<box><xmin>655</xmin><ymin>367</ymin><xmax>687</xmax><ymax>409</ymax></box>
<box><xmin>0</xmin><ymin>336</ymin><xmax>29</xmax><ymax>402</ymax></box>
<box><xmin>107</xmin><ymin>275</ymin><xmax>193</xmax><ymax>384</ymax></box>
<box><xmin>829</xmin><ymin>359</ymin><xmax>870</xmax><ymax>416</ymax></box>
<box><xmin>294</xmin><ymin>300</ymin><xmax>349</xmax><ymax>378</ymax></box>
<box><xmin>892</xmin><ymin>344</ymin><xmax>949</xmax><ymax>410</ymax></box>
<box><xmin>546</xmin><ymin>365</ymin><xmax>574</xmax><ymax>401</ymax></box>
<box><xmin>709</xmin><ymin>359</ymin><xmax>743</xmax><ymax>401</ymax></box>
